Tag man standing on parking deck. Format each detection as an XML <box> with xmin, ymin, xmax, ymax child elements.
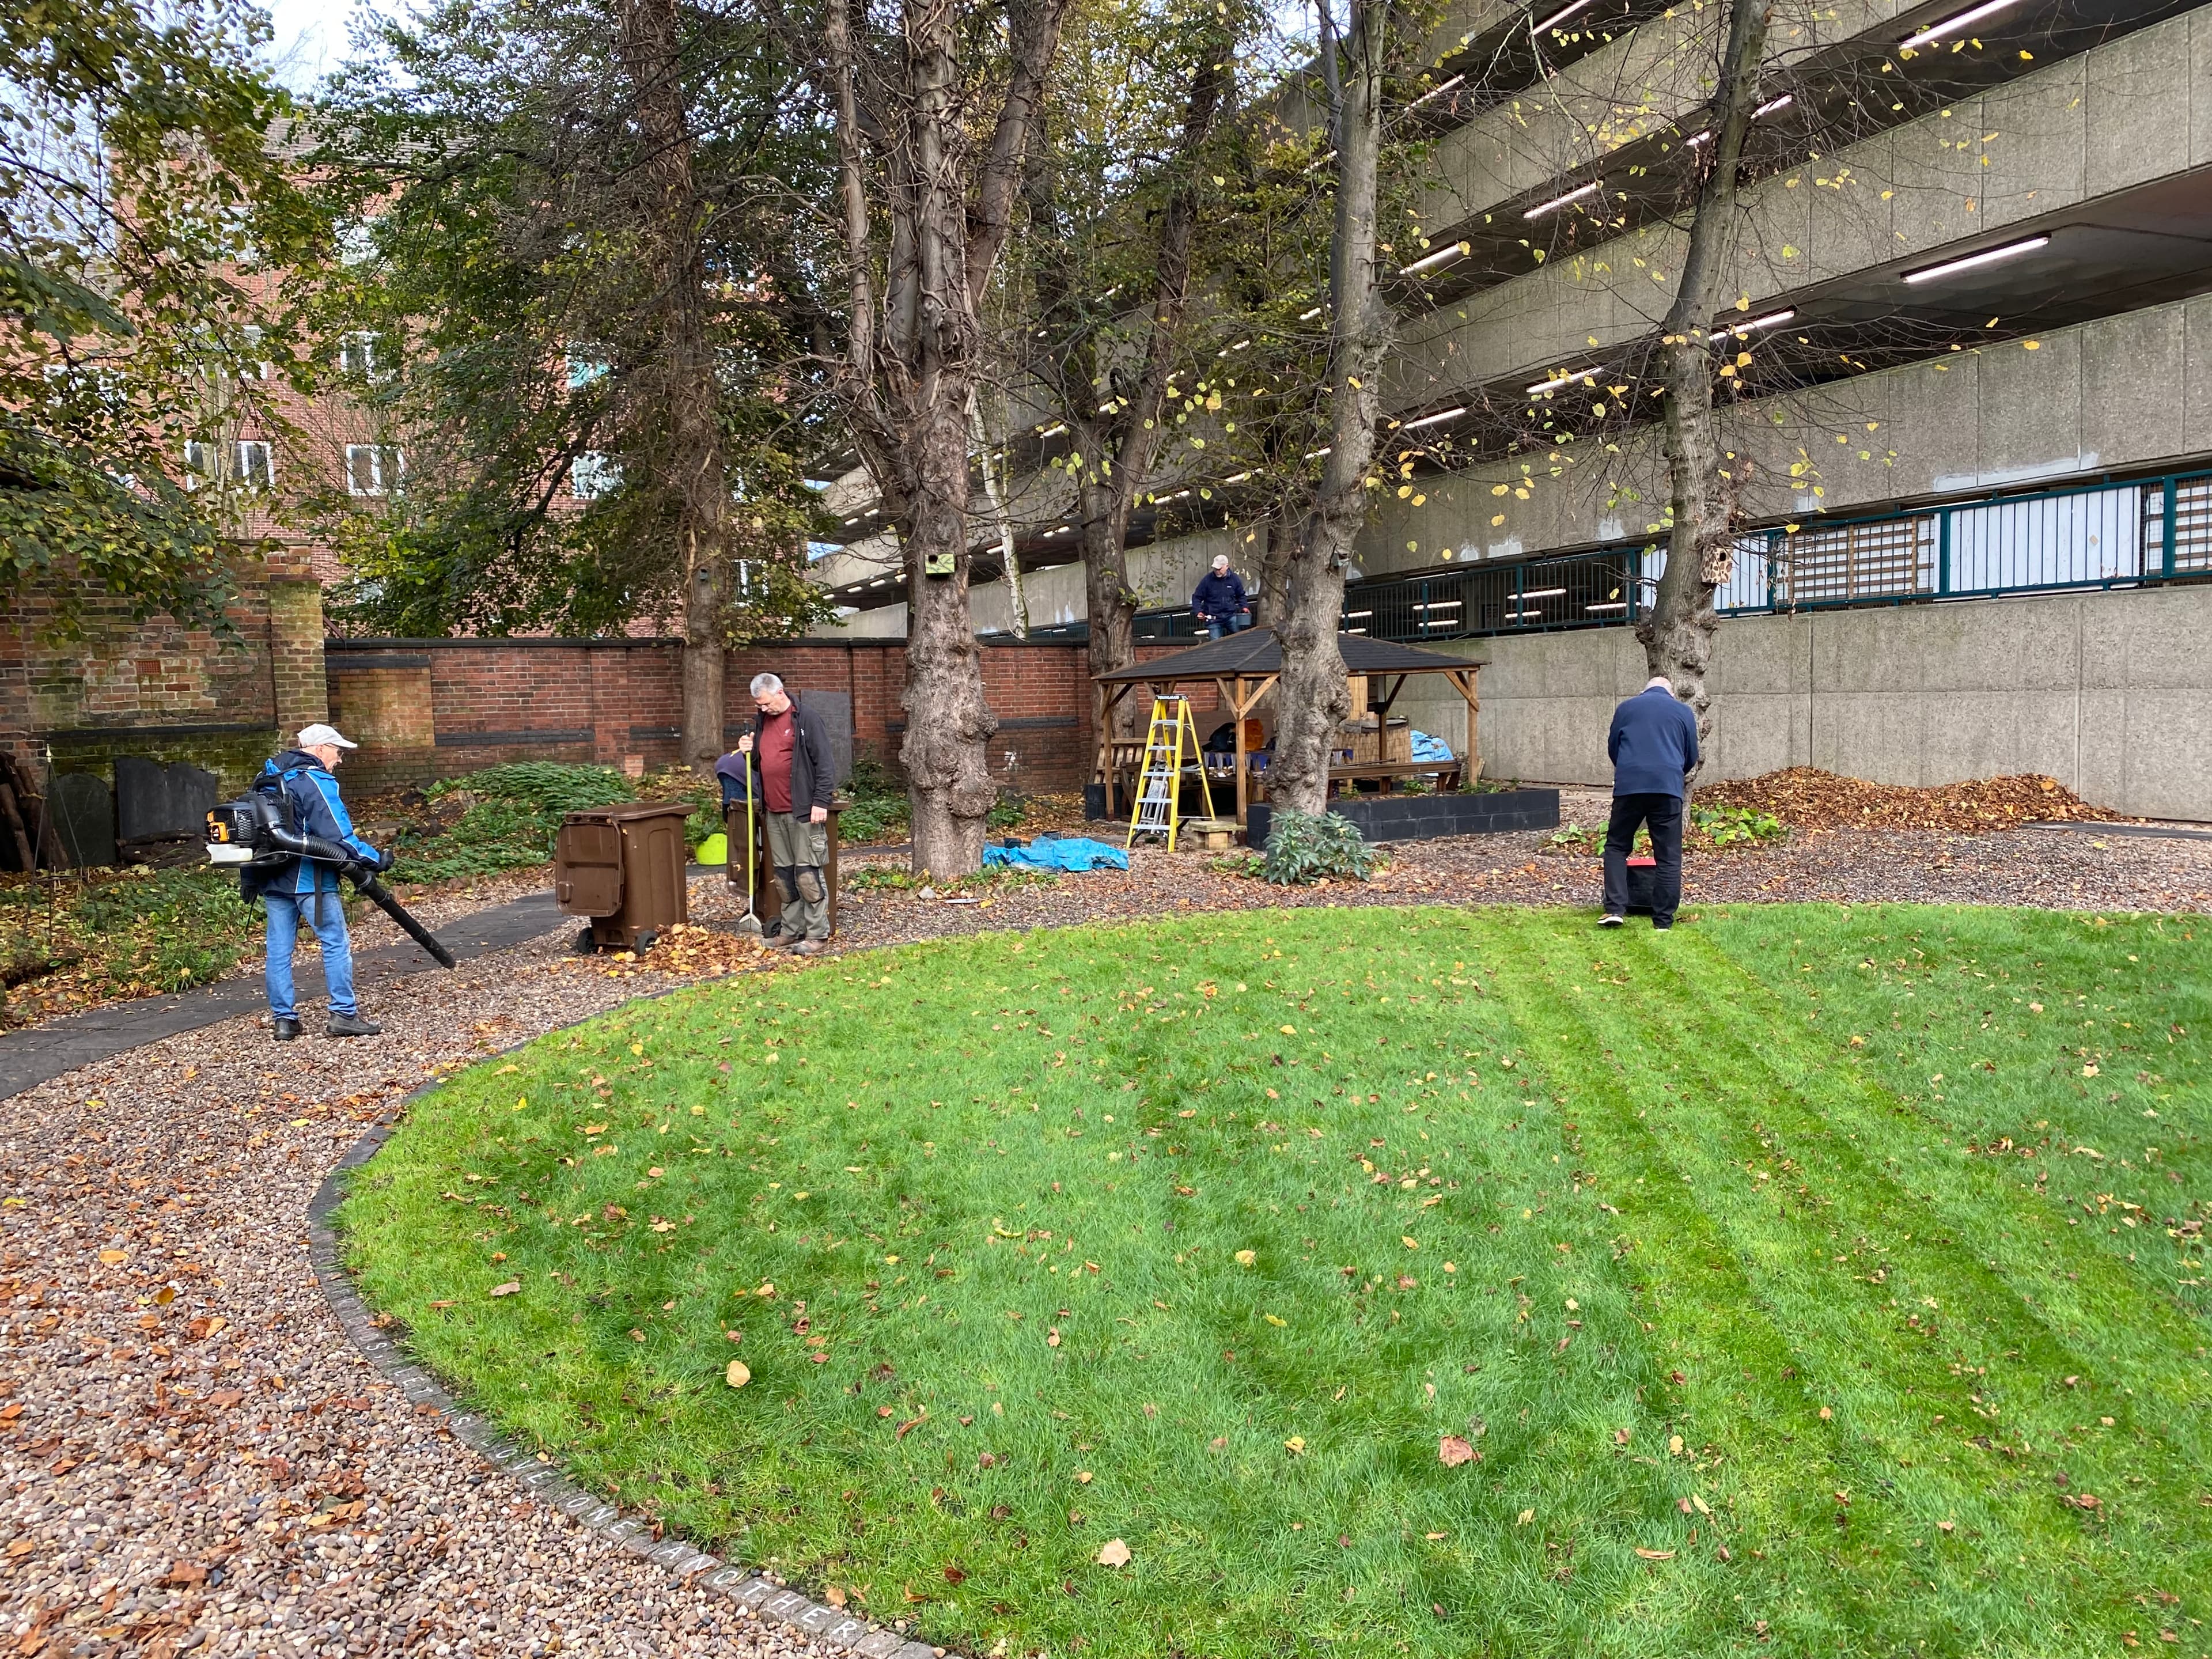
<box><xmin>735</xmin><ymin>672</ymin><xmax>836</xmax><ymax>954</ymax></box>
<box><xmin>1600</xmin><ymin>676</ymin><xmax>1699</xmax><ymax>931</ymax></box>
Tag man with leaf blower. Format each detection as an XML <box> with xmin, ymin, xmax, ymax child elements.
<box><xmin>245</xmin><ymin>724</ymin><xmax>391</xmax><ymax>1040</ymax></box>
<box><xmin>730</xmin><ymin>673</ymin><xmax>836</xmax><ymax>955</ymax></box>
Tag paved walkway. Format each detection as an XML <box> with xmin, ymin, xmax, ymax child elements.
<box><xmin>0</xmin><ymin>893</ymin><xmax>567</xmax><ymax>1102</ymax></box>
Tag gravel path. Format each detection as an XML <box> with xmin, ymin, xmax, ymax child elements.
<box><xmin>4</xmin><ymin>822</ymin><xmax>2206</xmax><ymax>1658</ymax></box>
<box><xmin>0</xmin><ymin>923</ymin><xmax>849</xmax><ymax>1659</ymax></box>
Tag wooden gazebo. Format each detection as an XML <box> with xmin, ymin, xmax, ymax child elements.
<box><xmin>1093</xmin><ymin>628</ymin><xmax>1483</xmax><ymax>825</ymax></box>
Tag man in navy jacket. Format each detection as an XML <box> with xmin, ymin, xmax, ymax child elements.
<box><xmin>1602</xmin><ymin>677</ymin><xmax>1699</xmax><ymax>929</ymax></box>
<box><xmin>1191</xmin><ymin>555</ymin><xmax>1252</xmax><ymax>640</ymax></box>
<box><xmin>247</xmin><ymin>724</ymin><xmax>387</xmax><ymax>1039</ymax></box>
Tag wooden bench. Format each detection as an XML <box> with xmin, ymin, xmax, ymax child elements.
<box><xmin>1329</xmin><ymin>758</ymin><xmax>1464</xmax><ymax>795</ymax></box>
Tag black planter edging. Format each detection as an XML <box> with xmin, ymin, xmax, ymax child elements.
<box><xmin>308</xmin><ymin>1088</ymin><xmax>954</xmax><ymax>1659</ymax></box>
<box><xmin>1247</xmin><ymin>788</ymin><xmax>1559</xmax><ymax>848</ymax></box>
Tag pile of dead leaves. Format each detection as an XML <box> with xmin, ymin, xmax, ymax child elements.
<box><xmin>574</xmin><ymin>922</ymin><xmax>806</xmax><ymax>983</ymax></box>
<box><xmin>1695</xmin><ymin>768</ymin><xmax>2121</xmax><ymax>835</ymax></box>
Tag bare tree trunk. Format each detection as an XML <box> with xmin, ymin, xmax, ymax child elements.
<box><xmin>1251</xmin><ymin>514</ymin><xmax>1293</xmax><ymax>628</ymax></box>
<box><xmin>1081</xmin><ymin>509</ymin><xmax>1141</xmax><ymax>736</ymax></box>
<box><xmin>969</xmin><ymin>389</ymin><xmax>1027</xmax><ymax>637</ymax></box>
<box><xmin>1641</xmin><ymin>0</ymin><xmax>1774</xmax><ymax>781</ymax></box>
<box><xmin>824</xmin><ymin>0</ymin><xmax>1067</xmax><ymax>876</ymax></box>
<box><xmin>619</xmin><ymin>0</ymin><xmax>726</xmax><ymax>774</ymax></box>
<box><xmin>1267</xmin><ymin>0</ymin><xmax>1390</xmax><ymax>816</ymax></box>
<box><xmin>1033</xmin><ymin>35</ymin><xmax>1228</xmax><ymax>717</ymax></box>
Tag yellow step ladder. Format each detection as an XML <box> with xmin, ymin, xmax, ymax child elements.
<box><xmin>1127</xmin><ymin>696</ymin><xmax>1216</xmax><ymax>850</ymax></box>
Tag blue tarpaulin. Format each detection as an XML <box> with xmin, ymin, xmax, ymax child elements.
<box><xmin>983</xmin><ymin>835</ymin><xmax>1130</xmax><ymax>872</ymax></box>
<box><xmin>1409</xmin><ymin>729</ymin><xmax>1456</xmax><ymax>764</ymax></box>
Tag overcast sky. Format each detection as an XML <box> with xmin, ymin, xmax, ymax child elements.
<box><xmin>259</xmin><ymin>0</ymin><xmax>407</xmax><ymax>90</ymax></box>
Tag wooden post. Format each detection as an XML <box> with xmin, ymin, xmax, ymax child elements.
<box><xmin>1232</xmin><ymin>675</ymin><xmax>1248</xmax><ymax>825</ymax></box>
<box><xmin>1446</xmin><ymin>667</ymin><xmax>1482</xmax><ymax>783</ymax></box>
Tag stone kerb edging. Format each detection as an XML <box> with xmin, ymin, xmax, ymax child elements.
<box><xmin>306</xmin><ymin>1094</ymin><xmax>954</xmax><ymax>1659</ymax></box>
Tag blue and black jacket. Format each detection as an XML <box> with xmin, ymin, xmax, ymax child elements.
<box><xmin>249</xmin><ymin>749</ymin><xmax>381</xmax><ymax>900</ymax></box>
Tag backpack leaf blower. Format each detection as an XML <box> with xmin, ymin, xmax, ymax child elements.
<box><xmin>206</xmin><ymin>794</ymin><xmax>457</xmax><ymax>970</ymax></box>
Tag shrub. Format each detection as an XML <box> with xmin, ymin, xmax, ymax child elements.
<box><xmin>1690</xmin><ymin>804</ymin><xmax>1786</xmax><ymax>847</ymax></box>
<box><xmin>402</xmin><ymin>763</ymin><xmax>639</xmax><ymax>881</ymax></box>
<box><xmin>1260</xmin><ymin>808</ymin><xmax>1374</xmax><ymax>885</ymax></box>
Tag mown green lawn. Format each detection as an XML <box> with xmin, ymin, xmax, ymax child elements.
<box><xmin>338</xmin><ymin>904</ymin><xmax>2212</xmax><ymax>1658</ymax></box>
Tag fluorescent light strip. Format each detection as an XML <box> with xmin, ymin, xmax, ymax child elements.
<box><xmin>1343</xmin><ymin>609</ymin><xmax>1375</xmax><ymax>619</ymax></box>
<box><xmin>1686</xmin><ymin>129</ymin><xmax>1713</xmax><ymax>146</ymax></box>
<box><xmin>1299</xmin><ymin>305</ymin><xmax>1324</xmax><ymax>321</ymax></box>
<box><xmin>1305</xmin><ymin>446</ymin><xmax>1333</xmax><ymax>460</ymax></box>
<box><xmin>1223</xmin><ymin>471</ymin><xmax>1252</xmax><ymax>484</ymax></box>
<box><xmin>1520</xmin><ymin>587</ymin><xmax>1567</xmax><ymax>598</ymax></box>
<box><xmin>1900</xmin><ymin>0</ymin><xmax>2019</xmax><ymax>49</ymax></box>
<box><xmin>1408</xmin><ymin>74</ymin><xmax>1465</xmax><ymax>109</ymax></box>
<box><xmin>1585</xmin><ymin>601</ymin><xmax>1628</xmax><ymax>612</ymax></box>
<box><xmin>1400</xmin><ymin>243</ymin><xmax>1468</xmax><ymax>276</ymax></box>
<box><xmin>1404</xmin><ymin>406</ymin><xmax>1468</xmax><ymax>431</ymax></box>
<box><xmin>1753</xmin><ymin>94</ymin><xmax>1793</xmax><ymax>118</ymax></box>
<box><xmin>1532</xmin><ymin>0</ymin><xmax>1591</xmax><ymax>31</ymax></box>
<box><xmin>1729</xmin><ymin>308</ymin><xmax>1796</xmax><ymax>334</ymax></box>
<box><xmin>1526</xmin><ymin>369</ymin><xmax>1597</xmax><ymax>395</ymax></box>
<box><xmin>1522</xmin><ymin>181</ymin><xmax>1600</xmax><ymax>219</ymax></box>
<box><xmin>1902</xmin><ymin>233</ymin><xmax>2048</xmax><ymax>285</ymax></box>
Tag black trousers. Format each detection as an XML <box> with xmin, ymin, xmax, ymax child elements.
<box><xmin>1603</xmin><ymin>792</ymin><xmax>1684</xmax><ymax>926</ymax></box>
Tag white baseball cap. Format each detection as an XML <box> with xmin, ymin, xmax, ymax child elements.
<box><xmin>297</xmin><ymin>723</ymin><xmax>358</xmax><ymax>749</ymax></box>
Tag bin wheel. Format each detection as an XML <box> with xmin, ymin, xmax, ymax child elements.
<box><xmin>634</xmin><ymin>929</ymin><xmax>658</xmax><ymax>955</ymax></box>
<box><xmin>571</xmin><ymin>926</ymin><xmax>598</xmax><ymax>956</ymax></box>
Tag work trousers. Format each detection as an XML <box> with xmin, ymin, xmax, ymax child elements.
<box><xmin>1601</xmin><ymin>792</ymin><xmax>1684</xmax><ymax>927</ymax></box>
<box><xmin>1204</xmin><ymin>611</ymin><xmax>1254</xmax><ymax>641</ymax></box>
<box><xmin>264</xmin><ymin>888</ymin><xmax>357</xmax><ymax>1018</ymax></box>
<box><xmin>764</xmin><ymin>811</ymin><xmax>830</xmax><ymax>940</ymax></box>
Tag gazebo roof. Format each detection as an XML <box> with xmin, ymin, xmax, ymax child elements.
<box><xmin>1092</xmin><ymin>627</ymin><xmax>1479</xmax><ymax>682</ymax></box>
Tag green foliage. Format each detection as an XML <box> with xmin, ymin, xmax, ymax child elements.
<box><xmin>338</xmin><ymin>905</ymin><xmax>2212</xmax><ymax>1659</ymax></box>
<box><xmin>1259</xmin><ymin>808</ymin><xmax>1374</xmax><ymax>885</ymax></box>
<box><xmin>0</xmin><ymin>0</ymin><xmax>322</xmax><ymax>632</ymax></box>
<box><xmin>1690</xmin><ymin>804</ymin><xmax>1787</xmax><ymax>847</ymax></box>
<box><xmin>0</xmin><ymin>866</ymin><xmax>267</xmax><ymax>1018</ymax></box>
<box><xmin>838</xmin><ymin>756</ymin><xmax>911</xmax><ymax>847</ymax></box>
<box><xmin>1546</xmin><ymin>824</ymin><xmax>1603</xmax><ymax>855</ymax></box>
<box><xmin>304</xmin><ymin>0</ymin><xmax>836</xmax><ymax>644</ymax></box>
<box><xmin>402</xmin><ymin>764</ymin><xmax>638</xmax><ymax>881</ymax></box>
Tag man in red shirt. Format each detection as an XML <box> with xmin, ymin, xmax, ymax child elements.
<box><xmin>734</xmin><ymin>672</ymin><xmax>838</xmax><ymax>952</ymax></box>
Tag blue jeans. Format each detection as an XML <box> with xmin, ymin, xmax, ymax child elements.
<box><xmin>264</xmin><ymin>888</ymin><xmax>357</xmax><ymax>1018</ymax></box>
<box><xmin>1205</xmin><ymin>611</ymin><xmax>1254</xmax><ymax>641</ymax></box>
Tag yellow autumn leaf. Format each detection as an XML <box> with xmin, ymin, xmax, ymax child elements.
<box><xmin>1265</xmin><ymin>1313</ymin><xmax>1287</xmax><ymax>1327</ymax></box>
<box><xmin>1236</xmin><ymin>1250</ymin><xmax>1257</xmax><ymax>1266</ymax></box>
<box><xmin>1284</xmin><ymin>1436</ymin><xmax>1306</xmax><ymax>1455</ymax></box>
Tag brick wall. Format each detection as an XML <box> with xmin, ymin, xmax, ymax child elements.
<box><xmin>327</xmin><ymin>637</ymin><xmax>1109</xmax><ymax>792</ymax></box>
<box><xmin>0</xmin><ymin>546</ymin><xmax>326</xmax><ymax>796</ymax></box>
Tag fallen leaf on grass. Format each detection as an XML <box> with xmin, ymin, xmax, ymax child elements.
<box><xmin>1438</xmin><ymin>1435</ymin><xmax>1478</xmax><ymax>1467</ymax></box>
<box><xmin>896</xmin><ymin>1412</ymin><xmax>926</xmax><ymax>1438</ymax></box>
<box><xmin>1096</xmin><ymin>1539</ymin><xmax>1131</xmax><ymax>1567</ymax></box>
<box><xmin>1635</xmin><ymin>1547</ymin><xmax>1675</xmax><ymax>1561</ymax></box>
<box><xmin>489</xmin><ymin>1281</ymin><xmax>521</xmax><ymax>1298</ymax></box>
<box><xmin>724</xmin><ymin>1361</ymin><xmax>751</xmax><ymax>1389</ymax></box>
<box><xmin>1235</xmin><ymin>1250</ymin><xmax>1256</xmax><ymax>1266</ymax></box>
<box><xmin>823</xmin><ymin>1586</ymin><xmax>846</xmax><ymax>1608</ymax></box>
<box><xmin>1516</xmin><ymin>1509</ymin><xmax>1535</xmax><ymax>1526</ymax></box>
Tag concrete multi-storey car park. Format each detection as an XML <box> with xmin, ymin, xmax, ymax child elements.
<box><xmin>808</xmin><ymin>0</ymin><xmax>2212</xmax><ymax>821</ymax></box>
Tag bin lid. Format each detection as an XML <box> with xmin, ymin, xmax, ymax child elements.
<box><xmin>562</xmin><ymin>801</ymin><xmax>696</xmax><ymax>825</ymax></box>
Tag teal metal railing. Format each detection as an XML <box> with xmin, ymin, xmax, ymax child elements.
<box><xmin>1330</xmin><ymin>463</ymin><xmax>2212</xmax><ymax>642</ymax></box>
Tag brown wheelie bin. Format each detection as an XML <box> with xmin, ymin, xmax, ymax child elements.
<box><xmin>554</xmin><ymin>801</ymin><xmax>692</xmax><ymax>953</ymax></box>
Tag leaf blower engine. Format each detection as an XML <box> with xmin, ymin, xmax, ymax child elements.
<box><xmin>206</xmin><ymin>793</ymin><xmax>457</xmax><ymax>969</ymax></box>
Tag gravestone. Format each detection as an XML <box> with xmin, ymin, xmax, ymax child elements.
<box><xmin>51</xmin><ymin>772</ymin><xmax>116</xmax><ymax>869</ymax></box>
<box><xmin>807</xmin><ymin>691</ymin><xmax>855</xmax><ymax>787</ymax></box>
<box><xmin>115</xmin><ymin>757</ymin><xmax>222</xmax><ymax>844</ymax></box>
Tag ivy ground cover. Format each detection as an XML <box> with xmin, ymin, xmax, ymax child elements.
<box><xmin>338</xmin><ymin>904</ymin><xmax>2212</xmax><ymax>1658</ymax></box>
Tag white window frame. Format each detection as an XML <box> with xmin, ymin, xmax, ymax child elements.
<box><xmin>346</xmin><ymin>443</ymin><xmax>403</xmax><ymax>497</ymax></box>
<box><xmin>339</xmin><ymin>332</ymin><xmax>383</xmax><ymax>380</ymax></box>
<box><xmin>233</xmin><ymin>440</ymin><xmax>273</xmax><ymax>492</ymax></box>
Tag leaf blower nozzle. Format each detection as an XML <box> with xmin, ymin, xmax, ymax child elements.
<box><xmin>206</xmin><ymin>798</ymin><xmax>457</xmax><ymax>969</ymax></box>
